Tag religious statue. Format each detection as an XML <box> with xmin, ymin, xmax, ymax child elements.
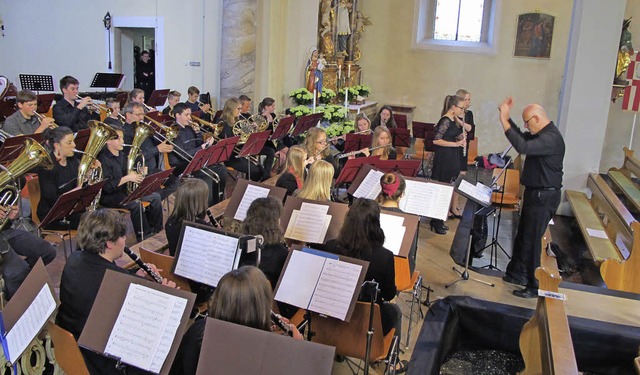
<box><xmin>336</xmin><ymin>0</ymin><xmax>352</xmax><ymax>57</ymax></box>
<box><xmin>615</xmin><ymin>18</ymin><xmax>633</xmax><ymax>85</ymax></box>
<box><xmin>351</xmin><ymin>10</ymin><xmax>371</xmax><ymax>62</ymax></box>
<box><xmin>306</xmin><ymin>49</ymin><xmax>325</xmax><ymax>96</ymax></box>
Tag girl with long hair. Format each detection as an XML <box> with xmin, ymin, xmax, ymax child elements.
<box><xmin>295</xmin><ymin>160</ymin><xmax>333</xmax><ymax>201</ymax></box>
<box><xmin>219</xmin><ymin>97</ymin><xmax>263</xmax><ymax>181</ymax></box>
<box><xmin>276</xmin><ymin>145</ymin><xmax>307</xmax><ymax>196</ymax></box>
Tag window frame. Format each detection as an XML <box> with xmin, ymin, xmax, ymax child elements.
<box><xmin>412</xmin><ymin>0</ymin><xmax>501</xmax><ymax>54</ymax></box>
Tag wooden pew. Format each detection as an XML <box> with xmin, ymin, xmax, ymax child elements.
<box><xmin>565</xmin><ymin>190</ymin><xmax>623</xmax><ymax>263</ymax></box>
<box><xmin>518</xmin><ymin>231</ymin><xmax>580</xmax><ymax>375</ymax></box>
<box><xmin>608</xmin><ymin>147</ymin><xmax>640</xmax><ymax>212</ymax></box>
<box><xmin>600</xmin><ymin>221</ymin><xmax>640</xmax><ymax>293</ymax></box>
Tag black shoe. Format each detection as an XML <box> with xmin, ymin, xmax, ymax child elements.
<box><xmin>502</xmin><ymin>274</ymin><xmax>527</xmax><ymax>286</ymax></box>
<box><xmin>429</xmin><ymin>221</ymin><xmax>447</xmax><ymax>235</ymax></box>
<box><xmin>394</xmin><ymin>359</ymin><xmax>409</xmax><ymax>374</ymax></box>
<box><xmin>513</xmin><ymin>287</ymin><xmax>538</xmax><ymax>298</ymax></box>
<box><xmin>448</xmin><ymin>211</ymin><xmax>462</xmax><ymax>219</ymax></box>
<box><xmin>472</xmin><ymin>252</ymin><xmax>484</xmax><ymax>258</ymax></box>
<box><xmin>442</xmin><ymin>224</ymin><xmax>449</xmax><ymax>230</ymax></box>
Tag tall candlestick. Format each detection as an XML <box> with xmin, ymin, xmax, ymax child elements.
<box><xmin>312</xmin><ymin>89</ymin><xmax>316</xmax><ymax>112</ymax></box>
<box><xmin>344</xmin><ymin>88</ymin><xmax>349</xmax><ymax>108</ymax></box>
<box><xmin>347</xmin><ymin>64</ymin><xmax>351</xmax><ymax>78</ymax></box>
<box><xmin>338</xmin><ymin>65</ymin><xmax>341</xmax><ymax>80</ymax></box>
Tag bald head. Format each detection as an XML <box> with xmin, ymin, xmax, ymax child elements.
<box><xmin>522</xmin><ymin>104</ymin><xmax>550</xmax><ymax>134</ymax></box>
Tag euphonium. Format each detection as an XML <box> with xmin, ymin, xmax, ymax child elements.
<box><xmin>126</xmin><ymin>121</ymin><xmax>154</xmax><ymax>194</ymax></box>
<box><xmin>77</xmin><ymin>120</ymin><xmax>119</xmax><ymax>188</ymax></box>
<box><xmin>0</xmin><ymin>138</ymin><xmax>53</xmax><ymax>230</ymax></box>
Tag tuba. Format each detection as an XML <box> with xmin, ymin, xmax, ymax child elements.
<box><xmin>77</xmin><ymin>120</ymin><xmax>119</xmax><ymax>188</ymax></box>
<box><xmin>0</xmin><ymin>138</ymin><xmax>53</xmax><ymax>230</ymax></box>
<box><xmin>126</xmin><ymin>121</ymin><xmax>154</xmax><ymax>194</ymax></box>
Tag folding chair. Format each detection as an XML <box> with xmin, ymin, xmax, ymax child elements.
<box><xmin>48</xmin><ymin>323</ymin><xmax>90</xmax><ymax>375</ymax></box>
<box><xmin>394</xmin><ymin>256</ymin><xmax>424</xmax><ymax>349</ymax></box>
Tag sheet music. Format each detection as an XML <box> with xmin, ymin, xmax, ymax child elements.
<box><xmin>379</xmin><ymin>213</ymin><xmax>406</xmax><ymax>256</ymax></box>
<box><xmin>274</xmin><ymin>251</ymin><xmax>326</xmax><ymax>309</ymax></box>
<box><xmin>105</xmin><ymin>284</ymin><xmax>187</xmax><ymax>373</ymax></box>
<box><xmin>234</xmin><ymin>184</ymin><xmax>270</xmax><ymax>221</ymax></box>
<box><xmin>284</xmin><ymin>203</ymin><xmax>331</xmax><ymax>243</ymax></box>
<box><xmin>457</xmin><ymin>179</ymin><xmax>492</xmax><ymax>206</ymax></box>
<box><xmin>353</xmin><ymin>169</ymin><xmax>384</xmax><ymax>199</ymax></box>
<box><xmin>309</xmin><ymin>258</ymin><xmax>362</xmax><ymax>320</ymax></box>
<box><xmin>174</xmin><ymin>225</ymin><xmax>240</xmax><ymax>287</ymax></box>
<box><xmin>5</xmin><ymin>285</ymin><xmax>56</xmax><ymax>363</ymax></box>
<box><xmin>399</xmin><ymin>180</ymin><xmax>453</xmax><ymax>220</ymax></box>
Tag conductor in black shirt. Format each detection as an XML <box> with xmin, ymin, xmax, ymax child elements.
<box><xmin>498</xmin><ymin>98</ymin><xmax>565</xmax><ymax>298</ymax></box>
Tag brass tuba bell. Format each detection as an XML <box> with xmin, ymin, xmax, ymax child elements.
<box><xmin>77</xmin><ymin>120</ymin><xmax>119</xmax><ymax>188</ymax></box>
<box><xmin>126</xmin><ymin>121</ymin><xmax>155</xmax><ymax>194</ymax></box>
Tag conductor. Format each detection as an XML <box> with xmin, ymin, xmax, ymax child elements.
<box><xmin>498</xmin><ymin>98</ymin><xmax>565</xmax><ymax>298</ymax></box>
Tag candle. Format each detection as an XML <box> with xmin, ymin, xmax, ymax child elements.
<box><xmin>347</xmin><ymin>64</ymin><xmax>351</xmax><ymax>78</ymax></box>
<box><xmin>312</xmin><ymin>89</ymin><xmax>316</xmax><ymax>112</ymax></box>
<box><xmin>338</xmin><ymin>65</ymin><xmax>341</xmax><ymax>80</ymax></box>
<box><xmin>344</xmin><ymin>88</ymin><xmax>349</xmax><ymax>108</ymax></box>
<box><xmin>357</xmin><ymin>107</ymin><xmax>360</xmax><ymax>115</ymax></box>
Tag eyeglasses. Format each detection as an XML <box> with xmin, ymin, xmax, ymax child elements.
<box><xmin>317</xmin><ymin>140</ymin><xmax>327</xmax><ymax>144</ymax></box>
<box><xmin>455</xmin><ymin>105</ymin><xmax>464</xmax><ymax>110</ymax></box>
<box><xmin>524</xmin><ymin>116</ymin><xmax>535</xmax><ymax>125</ymax></box>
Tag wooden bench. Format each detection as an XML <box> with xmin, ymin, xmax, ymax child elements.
<box><xmin>608</xmin><ymin>147</ymin><xmax>640</xmax><ymax>212</ymax></box>
<box><xmin>600</xmin><ymin>221</ymin><xmax>640</xmax><ymax>293</ymax></box>
<box><xmin>565</xmin><ymin>190</ymin><xmax>623</xmax><ymax>263</ymax></box>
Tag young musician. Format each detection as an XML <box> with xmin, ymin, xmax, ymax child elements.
<box><xmin>456</xmin><ymin>88</ymin><xmax>475</xmax><ymax>175</ymax></box>
<box><xmin>363</xmin><ymin>125</ymin><xmax>396</xmax><ymax>160</ymax></box>
<box><xmin>371</xmin><ymin>105</ymin><xmax>397</xmax><ymax>130</ymax></box>
<box><xmin>37</xmin><ymin>126</ymin><xmax>99</xmax><ymax>230</ymax></box>
<box><xmin>165</xmin><ymin>179</ymin><xmax>211</xmax><ymax>256</ymax></box>
<box><xmin>355</xmin><ymin>112</ymin><xmax>372</xmax><ymax>133</ymax></box>
<box><xmin>171</xmin><ymin>266</ymin><xmax>302</xmax><ymax>374</ymax></box>
<box><xmin>121</xmin><ymin>102</ymin><xmax>179</xmax><ymax>200</ymax></box>
<box><xmin>56</xmin><ymin>209</ymin><xmax>173</xmax><ymax>374</ymax></box>
<box><xmin>218</xmin><ymin>97</ymin><xmax>263</xmax><ymax>181</ymax></box>
<box><xmin>98</xmin><ymin>127</ymin><xmax>163</xmax><ymax>242</ymax></box>
<box><xmin>295</xmin><ymin>159</ymin><xmax>333</xmax><ymax>201</ymax></box>
<box><xmin>275</xmin><ymin>145</ymin><xmax>307</xmax><ymax>197</ymax></box>
<box><xmin>2</xmin><ymin>89</ymin><xmax>54</xmax><ymax>135</ymax></box>
<box><xmin>162</xmin><ymin>90</ymin><xmax>181</xmax><ymax>115</ymax></box>
<box><xmin>302</xmin><ymin>127</ymin><xmax>335</xmax><ymax>169</ymax></box>
<box><xmin>323</xmin><ymin>198</ymin><xmax>405</xmax><ymax>372</ymax></box>
<box><xmin>102</xmin><ymin>98</ymin><xmax>122</xmax><ymax>127</ymax></box>
<box><xmin>256</xmin><ymin>97</ymin><xmax>278</xmax><ymax>179</ymax></box>
<box><xmin>184</xmin><ymin>86</ymin><xmax>210</xmax><ymax>116</ymax></box>
<box><xmin>169</xmin><ymin>103</ymin><xmax>226</xmax><ymax>205</ymax></box>
<box><xmin>238</xmin><ymin>94</ymin><xmax>252</xmax><ymax>118</ymax></box>
<box><xmin>52</xmin><ymin>76</ymin><xmax>100</xmax><ymax>132</ymax></box>
<box><xmin>127</xmin><ymin>88</ymin><xmax>146</xmax><ymax>108</ymax></box>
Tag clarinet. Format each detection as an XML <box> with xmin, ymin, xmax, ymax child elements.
<box><xmin>270</xmin><ymin>311</ymin><xmax>293</xmax><ymax>337</ymax></box>
<box><xmin>206</xmin><ymin>209</ymin><xmax>222</xmax><ymax>229</ymax></box>
<box><xmin>124</xmin><ymin>247</ymin><xmax>163</xmax><ymax>283</ymax></box>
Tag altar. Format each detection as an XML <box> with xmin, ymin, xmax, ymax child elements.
<box><xmin>346</xmin><ymin>100</ymin><xmax>377</xmax><ymax>120</ymax></box>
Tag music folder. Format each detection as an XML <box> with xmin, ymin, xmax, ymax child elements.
<box><xmin>269</xmin><ymin>115</ymin><xmax>295</xmax><ymax>141</ymax></box>
<box><xmin>280</xmin><ymin>196</ymin><xmax>349</xmax><ymax>244</ymax></box>
<box><xmin>375</xmin><ymin>159</ymin><xmax>422</xmax><ymax>177</ymax></box>
<box><xmin>390</xmin><ymin>127</ymin><xmax>411</xmax><ymax>148</ymax></box>
<box><xmin>223</xmin><ymin>179</ymin><xmax>287</xmax><ymax>221</ymax></box>
<box><xmin>379</xmin><ymin>208</ymin><xmax>419</xmax><ymax>258</ymax></box>
<box><xmin>0</xmin><ymin>260</ymin><xmax>58</xmax><ymax>365</ymax></box>
<box><xmin>120</xmin><ymin>168</ymin><xmax>174</xmax><ymax>206</ymax></box>
<box><xmin>78</xmin><ymin>270</ymin><xmax>195</xmax><ymax>375</ymax></box>
<box><xmin>39</xmin><ymin>180</ymin><xmax>108</xmax><ymax>229</ymax></box>
<box><xmin>73</xmin><ymin>129</ymin><xmax>92</xmax><ymax>152</ymax></box>
<box><xmin>274</xmin><ymin>248</ymin><xmax>369</xmax><ymax>321</ymax></box>
<box><xmin>347</xmin><ymin>163</ymin><xmax>383</xmax><ymax>199</ymax></box>
<box><xmin>343</xmin><ymin>133</ymin><xmax>372</xmax><ymax>153</ymax></box>
<box><xmin>147</xmin><ymin>89</ymin><xmax>170</xmax><ymax>108</ymax></box>
<box><xmin>237</xmin><ymin>130</ymin><xmax>271</xmax><ymax>159</ymax></box>
<box><xmin>454</xmin><ymin>175</ymin><xmax>493</xmax><ymax>207</ymax></box>
<box><xmin>197</xmin><ymin>318</ymin><xmax>335</xmax><ymax>375</ymax></box>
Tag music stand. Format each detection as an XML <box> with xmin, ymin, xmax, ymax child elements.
<box><xmin>39</xmin><ymin>181</ymin><xmax>107</xmax><ymax>230</ymax></box>
<box><xmin>146</xmin><ymin>89</ymin><xmax>170</xmax><ymax>108</ymax></box>
<box><xmin>73</xmin><ymin>129</ymin><xmax>91</xmax><ymax>152</ymax></box>
<box><xmin>343</xmin><ymin>133</ymin><xmax>372</xmax><ymax>153</ymax></box>
<box><xmin>115</xmin><ymin>92</ymin><xmax>128</xmax><ymax>108</ymax></box>
<box><xmin>375</xmin><ymin>159</ymin><xmax>421</xmax><ymax>177</ymax></box>
<box><xmin>335</xmin><ymin>155</ymin><xmax>380</xmax><ymax>186</ymax></box>
<box><xmin>0</xmin><ymin>134</ymin><xmax>45</xmax><ymax>166</ymax></box>
<box><xmin>89</xmin><ymin>73</ymin><xmax>125</xmax><ymax>93</ymax></box>
<box><xmin>36</xmin><ymin>94</ymin><xmax>55</xmax><ymax>114</ymax></box>
<box><xmin>270</xmin><ymin>116</ymin><xmax>295</xmax><ymax>142</ymax></box>
<box><xmin>393</xmin><ymin>113</ymin><xmax>408</xmax><ymax>129</ymax></box>
<box><xmin>412</xmin><ymin>122</ymin><xmax>434</xmax><ymax>177</ymax></box>
<box><xmin>237</xmin><ymin>130</ymin><xmax>270</xmax><ymax>181</ymax></box>
<box><xmin>19</xmin><ymin>74</ymin><xmax>54</xmax><ymax>94</ymax></box>
<box><xmin>291</xmin><ymin>113</ymin><xmax>323</xmax><ymax>138</ymax></box>
<box><xmin>212</xmin><ymin>110</ymin><xmax>223</xmax><ymax>123</ymax></box>
<box><xmin>390</xmin><ymin>127</ymin><xmax>411</xmax><ymax>149</ymax></box>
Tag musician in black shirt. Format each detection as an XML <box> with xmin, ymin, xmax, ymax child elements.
<box><xmin>162</xmin><ymin>90</ymin><xmax>181</xmax><ymax>115</ymax></box>
<box><xmin>218</xmin><ymin>98</ymin><xmax>263</xmax><ymax>181</ymax></box>
<box><xmin>499</xmin><ymin>98</ymin><xmax>565</xmax><ymax>298</ymax></box>
<box><xmin>52</xmin><ymin>76</ymin><xmax>100</xmax><ymax>132</ymax></box>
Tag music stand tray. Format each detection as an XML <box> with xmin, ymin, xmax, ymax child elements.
<box><xmin>390</xmin><ymin>128</ymin><xmax>411</xmax><ymax>148</ymax></box>
<box><xmin>146</xmin><ymin>89</ymin><xmax>170</xmax><ymax>108</ymax></box>
<box><xmin>335</xmin><ymin>156</ymin><xmax>380</xmax><ymax>186</ymax></box>
<box><xmin>19</xmin><ymin>74</ymin><xmax>54</xmax><ymax>92</ymax></box>
<box><xmin>375</xmin><ymin>159</ymin><xmax>421</xmax><ymax>177</ymax></box>
<box><xmin>39</xmin><ymin>181</ymin><xmax>108</xmax><ymax>229</ymax></box>
<box><xmin>411</xmin><ymin>122</ymin><xmax>434</xmax><ymax>139</ymax></box>
<box><xmin>36</xmin><ymin>94</ymin><xmax>55</xmax><ymax>114</ymax></box>
<box><xmin>291</xmin><ymin>113</ymin><xmax>323</xmax><ymax>137</ymax></box>
<box><xmin>0</xmin><ymin>134</ymin><xmax>46</xmax><ymax>166</ymax></box>
<box><xmin>237</xmin><ymin>130</ymin><xmax>270</xmax><ymax>158</ymax></box>
<box><xmin>270</xmin><ymin>116</ymin><xmax>295</xmax><ymax>141</ymax></box>
<box><xmin>90</xmin><ymin>73</ymin><xmax>125</xmax><ymax>90</ymax></box>
<box><xmin>343</xmin><ymin>133</ymin><xmax>372</xmax><ymax>153</ymax></box>
<box><xmin>120</xmin><ymin>169</ymin><xmax>175</xmax><ymax>206</ymax></box>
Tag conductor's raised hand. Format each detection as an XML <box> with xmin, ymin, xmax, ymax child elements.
<box><xmin>499</xmin><ymin>97</ymin><xmax>513</xmax><ymax>123</ymax></box>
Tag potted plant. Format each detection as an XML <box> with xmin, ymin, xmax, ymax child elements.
<box><xmin>289</xmin><ymin>88</ymin><xmax>313</xmax><ymax>106</ymax></box>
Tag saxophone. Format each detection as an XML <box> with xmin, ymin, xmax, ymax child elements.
<box><xmin>126</xmin><ymin>121</ymin><xmax>155</xmax><ymax>194</ymax></box>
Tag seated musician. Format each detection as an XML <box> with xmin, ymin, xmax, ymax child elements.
<box><xmin>294</xmin><ymin>160</ymin><xmax>333</xmax><ymax>201</ymax></box>
<box><xmin>184</xmin><ymin>86</ymin><xmax>211</xmax><ymax>118</ymax></box>
<box><xmin>2</xmin><ymin>89</ymin><xmax>54</xmax><ymax>135</ymax></box>
<box><xmin>323</xmin><ymin>198</ymin><xmax>405</xmax><ymax>370</ymax></box>
<box><xmin>377</xmin><ymin>172</ymin><xmax>418</xmax><ymax>273</ymax></box>
<box><xmin>98</xmin><ymin>127</ymin><xmax>163</xmax><ymax>242</ymax></box>
<box><xmin>171</xmin><ymin>266</ymin><xmax>302</xmax><ymax>374</ymax></box>
<box><xmin>218</xmin><ymin>98</ymin><xmax>263</xmax><ymax>182</ymax></box>
<box><xmin>169</xmin><ymin>103</ymin><xmax>226</xmax><ymax>205</ymax></box>
<box><xmin>102</xmin><ymin>98</ymin><xmax>122</xmax><ymax>127</ymax></box>
<box><xmin>127</xmin><ymin>88</ymin><xmax>147</xmax><ymax>108</ymax></box>
<box><xmin>37</xmin><ymin>126</ymin><xmax>100</xmax><ymax>230</ymax></box>
<box><xmin>275</xmin><ymin>145</ymin><xmax>307</xmax><ymax>197</ymax></box>
<box><xmin>371</xmin><ymin>105</ymin><xmax>397</xmax><ymax>130</ymax></box>
<box><xmin>162</xmin><ymin>90</ymin><xmax>181</xmax><ymax>116</ymax></box>
<box><xmin>355</xmin><ymin>112</ymin><xmax>372</xmax><ymax>134</ymax></box>
<box><xmin>363</xmin><ymin>125</ymin><xmax>396</xmax><ymax>160</ymax></box>
<box><xmin>256</xmin><ymin>97</ymin><xmax>279</xmax><ymax>179</ymax></box>
<box><xmin>52</xmin><ymin>76</ymin><xmax>100</xmax><ymax>132</ymax></box>
<box><xmin>56</xmin><ymin>209</ymin><xmax>174</xmax><ymax>374</ymax></box>
<box><xmin>303</xmin><ymin>127</ymin><xmax>335</xmax><ymax>169</ymax></box>
<box><xmin>0</xmin><ymin>204</ymin><xmax>56</xmax><ymax>300</ymax></box>
<box><xmin>121</xmin><ymin>102</ymin><xmax>179</xmax><ymax>200</ymax></box>
<box><xmin>238</xmin><ymin>94</ymin><xmax>252</xmax><ymax>119</ymax></box>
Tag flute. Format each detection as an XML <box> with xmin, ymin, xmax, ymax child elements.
<box><xmin>335</xmin><ymin>144</ymin><xmax>391</xmax><ymax>159</ymax></box>
<box><xmin>124</xmin><ymin>247</ymin><xmax>163</xmax><ymax>283</ymax></box>
<box><xmin>327</xmin><ymin>128</ymin><xmax>372</xmax><ymax>143</ymax></box>
<box><xmin>270</xmin><ymin>311</ymin><xmax>293</xmax><ymax>337</ymax></box>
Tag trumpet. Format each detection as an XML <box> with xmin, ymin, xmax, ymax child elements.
<box><xmin>75</xmin><ymin>95</ymin><xmax>125</xmax><ymax>122</ymax></box>
<box><xmin>33</xmin><ymin>112</ymin><xmax>58</xmax><ymax>129</ymax></box>
<box><xmin>196</xmin><ymin>100</ymin><xmax>216</xmax><ymax>116</ymax></box>
<box><xmin>335</xmin><ymin>144</ymin><xmax>392</xmax><ymax>159</ymax></box>
<box><xmin>75</xmin><ymin>95</ymin><xmax>101</xmax><ymax>114</ymax></box>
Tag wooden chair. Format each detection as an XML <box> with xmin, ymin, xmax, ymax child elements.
<box><xmin>48</xmin><ymin>322</ymin><xmax>90</xmax><ymax>375</ymax></box>
<box><xmin>309</xmin><ymin>301</ymin><xmax>399</xmax><ymax>373</ymax></box>
<box><xmin>467</xmin><ymin>137</ymin><xmax>478</xmax><ymax>165</ymax></box>
<box><xmin>394</xmin><ymin>256</ymin><xmax>423</xmax><ymax>350</ymax></box>
<box><xmin>138</xmin><ymin>247</ymin><xmax>191</xmax><ymax>291</ymax></box>
<box><xmin>26</xmin><ymin>176</ymin><xmax>76</xmax><ymax>259</ymax></box>
<box><xmin>491</xmin><ymin>168</ymin><xmax>520</xmax><ymax>208</ymax></box>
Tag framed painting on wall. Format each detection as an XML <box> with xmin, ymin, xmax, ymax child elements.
<box><xmin>514</xmin><ymin>13</ymin><xmax>555</xmax><ymax>59</ymax></box>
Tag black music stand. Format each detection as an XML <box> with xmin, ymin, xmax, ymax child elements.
<box><xmin>36</xmin><ymin>94</ymin><xmax>55</xmax><ymax>114</ymax></box>
<box><xmin>390</xmin><ymin>128</ymin><xmax>411</xmax><ymax>148</ymax></box>
<box><xmin>393</xmin><ymin>113</ymin><xmax>408</xmax><ymax>129</ymax></box>
<box><xmin>335</xmin><ymin>155</ymin><xmax>380</xmax><ymax>186</ymax></box>
<box><xmin>291</xmin><ymin>113</ymin><xmax>323</xmax><ymax>138</ymax></box>
<box><xmin>146</xmin><ymin>89</ymin><xmax>170</xmax><ymax>108</ymax></box>
<box><xmin>412</xmin><ymin>122</ymin><xmax>433</xmax><ymax>177</ymax></box>
<box><xmin>212</xmin><ymin>110</ymin><xmax>223</xmax><ymax>123</ymax></box>
<box><xmin>375</xmin><ymin>159</ymin><xmax>421</xmax><ymax>177</ymax></box>
<box><xmin>19</xmin><ymin>74</ymin><xmax>54</xmax><ymax>94</ymax></box>
<box><xmin>237</xmin><ymin>130</ymin><xmax>270</xmax><ymax>181</ymax></box>
<box><xmin>89</xmin><ymin>73</ymin><xmax>125</xmax><ymax>93</ymax></box>
<box><xmin>120</xmin><ymin>169</ymin><xmax>174</xmax><ymax>241</ymax></box>
<box><xmin>343</xmin><ymin>133</ymin><xmax>372</xmax><ymax>153</ymax></box>
<box><xmin>270</xmin><ymin>116</ymin><xmax>295</xmax><ymax>142</ymax></box>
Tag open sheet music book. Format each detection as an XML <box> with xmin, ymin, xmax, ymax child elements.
<box><xmin>352</xmin><ymin>168</ymin><xmax>384</xmax><ymax>200</ymax></box>
<box><xmin>379</xmin><ymin>213</ymin><xmax>406</xmax><ymax>256</ymax></box>
<box><xmin>284</xmin><ymin>202</ymin><xmax>332</xmax><ymax>243</ymax></box>
<box><xmin>173</xmin><ymin>222</ymin><xmax>242</xmax><ymax>287</ymax></box>
<box><xmin>399</xmin><ymin>179</ymin><xmax>454</xmax><ymax>220</ymax></box>
<box><xmin>104</xmin><ymin>284</ymin><xmax>188</xmax><ymax>373</ymax></box>
<box><xmin>274</xmin><ymin>249</ymin><xmax>368</xmax><ymax>321</ymax></box>
<box><xmin>456</xmin><ymin>178</ymin><xmax>493</xmax><ymax>207</ymax></box>
<box><xmin>234</xmin><ymin>184</ymin><xmax>270</xmax><ymax>221</ymax></box>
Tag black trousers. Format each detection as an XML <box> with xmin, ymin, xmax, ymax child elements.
<box><xmin>505</xmin><ymin>189</ymin><xmax>561</xmax><ymax>290</ymax></box>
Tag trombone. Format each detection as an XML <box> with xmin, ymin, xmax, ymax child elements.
<box><xmin>33</xmin><ymin>112</ymin><xmax>58</xmax><ymax>129</ymax></box>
